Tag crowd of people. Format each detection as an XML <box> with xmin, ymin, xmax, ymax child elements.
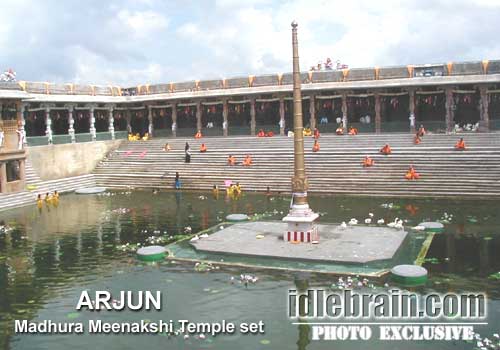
<box><xmin>309</xmin><ymin>58</ymin><xmax>349</xmax><ymax>72</ymax></box>
<box><xmin>157</xmin><ymin>122</ymin><xmax>470</xmax><ymax>193</ymax></box>
<box><xmin>0</xmin><ymin>68</ymin><xmax>16</xmax><ymax>82</ymax></box>
<box><xmin>36</xmin><ymin>191</ymin><xmax>59</xmax><ymax>209</ymax></box>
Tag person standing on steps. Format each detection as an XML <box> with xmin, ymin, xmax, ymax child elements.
<box><xmin>185</xmin><ymin>142</ymin><xmax>191</xmax><ymax>163</ymax></box>
<box><xmin>175</xmin><ymin>172</ymin><xmax>181</xmax><ymax>189</ymax></box>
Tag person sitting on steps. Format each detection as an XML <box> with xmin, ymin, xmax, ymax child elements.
<box><xmin>417</xmin><ymin>124</ymin><xmax>426</xmax><ymax>137</ymax></box>
<box><xmin>200</xmin><ymin>143</ymin><xmax>207</xmax><ymax>152</ymax></box>
<box><xmin>363</xmin><ymin>156</ymin><xmax>374</xmax><ymax>167</ymax></box>
<box><xmin>414</xmin><ymin>134</ymin><xmax>422</xmax><ymax>144</ymax></box>
<box><xmin>312</xmin><ymin>140</ymin><xmax>320</xmax><ymax>152</ymax></box>
<box><xmin>380</xmin><ymin>144</ymin><xmax>392</xmax><ymax>155</ymax></box>
<box><xmin>455</xmin><ymin>137</ymin><xmax>466</xmax><ymax>150</ymax></box>
<box><xmin>227</xmin><ymin>155</ymin><xmax>236</xmax><ymax>166</ymax></box>
<box><xmin>348</xmin><ymin>126</ymin><xmax>358</xmax><ymax>135</ymax></box>
<box><xmin>194</xmin><ymin>130</ymin><xmax>203</xmax><ymax>138</ymax></box>
<box><xmin>405</xmin><ymin>165</ymin><xmax>420</xmax><ymax>180</ymax></box>
<box><xmin>242</xmin><ymin>155</ymin><xmax>253</xmax><ymax>166</ymax></box>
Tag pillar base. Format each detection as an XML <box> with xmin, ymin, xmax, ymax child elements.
<box><xmin>282</xmin><ymin>204</ymin><xmax>319</xmax><ymax>243</ymax></box>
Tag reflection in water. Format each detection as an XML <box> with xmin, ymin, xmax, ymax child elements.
<box><xmin>295</xmin><ymin>273</ymin><xmax>311</xmax><ymax>350</ymax></box>
<box><xmin>0</xmin><ymin>191</ymin><xmax>499</xmax><ymax>349</ymax></box>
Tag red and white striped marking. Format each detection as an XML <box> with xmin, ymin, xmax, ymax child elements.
<box><xmin>286</xmin><ymin>226</ymin><xmax>319</xmax><ymax>243</ymax></box>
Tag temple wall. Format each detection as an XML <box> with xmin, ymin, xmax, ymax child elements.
<box><xmin>27</xmin><ymin>140</ymin><xmax>123</xmax><ymax>180</ymax></box>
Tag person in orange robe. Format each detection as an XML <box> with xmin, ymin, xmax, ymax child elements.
<box><xmin>363</xmin><ymin>156</ymin><xmax>374</xmax><ymax>167</ymax></box>
<box><xmin>257</xmin><ymin>129</ymin><xmax>265</xmax><ymax>137</ymax></box>
<box><xmin>455</xmin><ymin>138</ymin><xmax>466</xmax><ymax>150</ymax></box>
<box><xmin>417</xmin><ymin>125</ymin><xmax>426</xmax><ymax>137</ymax></box>
<box><xmin>312</xmin><ymin>140</ymin><xmax>320</xmax><ymax>152</ymax></box>
<box><xmin>380</xmin><ymin>144</ymin><xmax>392</xmax><ymax>155</ymax></box>
<box><xmin>348</xmin><ymin>127</ymin><xmax>358</xmax><ymax>135</ymax></box>
<box><xmin>200</xmin><ymin>143</ymin><xmax>207</xmax><ymax>152</ymax></box>
<box><xmin>414</xmin><ymin>134</ymin><xmax>422</xmax><ymax>144</ymax></box>
<box><xmin>405</xmin><ymin>165</ymin><xmax>420</xmax><ymax>180</ymax></box>
<box><xmin>227</xmin><ymin>155</ymin><xmax>236</xmax><ymax>166</ymax></box>
<box><xmin>313</xmin><ymin>128</ymin><xmax>320</xmax><ymax>139</ymax></box>
<box><xmin>194</xmin><ymin>130</ymin><xmax>202</xmax><ymax>138</ymax></box>
<box><xmin>266</xmin><ymin>131</ymin><xmax>274</xmax><ymax>137</ymax></box>
<box><xmin>242</xmin><ymin>155</ymin><xmax>253</xmax><ymax>166</ymax></box>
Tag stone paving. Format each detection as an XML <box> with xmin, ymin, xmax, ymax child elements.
<box><xmin>191</xmin><ymin>221</ymin><xmax>408</xmax><ymax>263</ymax></box>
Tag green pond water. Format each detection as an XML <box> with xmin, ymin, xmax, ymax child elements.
<box><xmin>0</xmin><ymin>191</ymin><xmax>499</xmax><ymax>349</ymax></box>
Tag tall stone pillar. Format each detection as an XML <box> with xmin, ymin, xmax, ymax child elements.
<box><xmin>108</xmin><ymin>106</ymin><xmax>115</xmax><ymax>140</ymax></box>
<box><xmin>222</xmin><ymin>100</ymin><xmax>228</xmax><ymax>136</ymax></box>
<box><xmin>19</xmin><ymin>158</ymin><xmax>26</xmax><ymax>183</ymax></box>
<box><xmin>0</xmin><ymin>163</ymin><xmax>7</xmax><ymax>193</ymax></box>
<box><xmin>250</xmin><ymin>98</ymin><xmax>256</xmax><ymax>136</ymax></box>
<box><xmin>67</xmin><ymin>105</ymin><xmax>75</xmax><ymax>143</ymax></box>
<box><xmin>126</xmin><ymin>110</ymin><xmax>132</xmax><ymax>134</ymax></box>
<box><xmin>479</xmin><ymin>85</ymin><xmax>490</xmax><ymax>132</ymax></box>
<box><xmin>16</xmin><ymin>102</ymin><xmax>27</xmax><ymax>147</ymax></box>
<box><xmin>341</xmin><ymin>93</ymin><xmax>348</xmax><ymax>132</ymax></box>
<box><xmin>196</xmin><ymin>101</ymin><xmax>202</xmax><ymax>132</ymax></box>
<box><xmin>309</xmin><ymin>95</ymin><xmax>316</xmax><ymax>130</ymax></box>
<box><xmin>44</xmin><ymin>106</ymin><xmax>53</xmax><ymax>144</ymax></box>
<box><xmin>147</xmin><ymin>105</ymin><xmax>154</xmax><ymax>136</ymax></box>
<box><xmin>171</xmin><ymin>103</ymin><xmax>177</xmax><ymax>137</ymax></box>
<box><xmin>279</xmin><ymin>96</ymin><xmax>285</xmax><ymax>135</ymax></box>
<box><xmin>89</xmin><ymin>105</ymin><xmax>96</xmax><ymax>140</ymax></box>
<box><xmin>374</xmin><ymin>93</ymin><xmax>382</xmax><ymax>134</ymax></box>
<box><xmin>445</xmin><ymin>87</ymin><xmax>454</xmax><ymax>133</ymax></box>
<box><xmin>408</xmin><ymin>89</ymin><xmax>416</xmax><ymax>133</ymax></box>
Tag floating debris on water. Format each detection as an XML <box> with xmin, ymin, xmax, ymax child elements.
<box><xmin>194</xmin><ymin>262</ymin><xmax>215</xmax><ymax>272</ymax></box>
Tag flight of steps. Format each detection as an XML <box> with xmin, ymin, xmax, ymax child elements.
<box><xmin>0</xmin><ymin>159</ymin><xmax>97</xmax><ymax>212</ymax></box>
<box><xmin>93</xmin><ymin>132</ymin><xmax>500</xmax><ymax>198</ymax></box>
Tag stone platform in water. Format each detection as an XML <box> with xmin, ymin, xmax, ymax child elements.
<box><xmin>191</xmin><ymin>221</ymin><xmax>408</xmax><ymax>263</ymax></box>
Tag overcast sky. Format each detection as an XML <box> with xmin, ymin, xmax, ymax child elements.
<box><xmin>1</xmin><ymin>0</ymin><xmax>499</xmax><ymax>86</ymax></box>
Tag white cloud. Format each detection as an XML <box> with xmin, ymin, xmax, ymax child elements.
<box><xmin>1</xmin><ymin>0</ymin><xmax>499</xmax><ymax>85</ymax></box>
<box><xmin>117</xmin><ymin>9</ymin><xmax>169</xmax><ymax>38</ymax></box>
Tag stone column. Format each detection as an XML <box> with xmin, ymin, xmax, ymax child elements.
<box><xmin>408</xmin><ymin>89</ymin><xmax>416</xmax><ymax>133</ymax></box>
<box><xmin>196</xmin><ymin>101</ymin><xmax>202</xmax><ymax>132</ymax></box>
<box><xmin>89</xmin><ymin>105</ymin><xmax>96</xmax><ymax>140</ymax></box>
<box><xmin>108</xmin><ymin>106</ymin><xmax>115</xmax><ymax>140</ymax></box>
<box><xmin>309</xmin><ymin>95</ymin><xmax>316</xmax><ymax>130</ymax></box>
<box><xmin>126</xmin><ymin>110</ymin><xmax>132</xmax><ymax>134</ymax></box>
<box><xmin>250</xmin><ymin>98</ymin><xmax>256</xmax><ymax>136</ymax></box>
<box><xmin>445</xmin><ymin>87</ymin><xmax>454</xmax><ymax>133</ymax></box>
<box><xmin>147</xmin><ymin>105</ymin><xmax>154</xmax><ymax>136</ymax></box>
<box><xmin>375</xmin><ymin>93</ymin><xmax>382</xmax><ymax>134</ymax></box>
<box><xmin>479</xmin><ymin>85</ymin><xmax>490</xmax><ymax>132</ymax></box>
<box><xmin>279</xmin><ymin>96</ymin><xmax>285</xmax><ymax>135</ymax></box>
<box><xmin>222</xmin><ymin>100</ymin><xmax>228</xmax><ymax>136</ymax></box>
<box><xmin>67</xmin><ymin>105</ymin><xmax>75</xmax><ymax>143</ymax></box>
<box><xmin>44</xmin><ymin>106</ymin><xmax>53</xmax><ymax>144</ymax></box>
<box><xmin>171</xmin><ymin>103</ymin><xmax>177</xmax><ymax>137</ymax></box>
<box><xmin>16</xmin><ymin>102</ymin><xmax>27</xmax><ymax>147</ymax></box>
<box><xmin>19</xmin><ymin>158</ymin><xmax>26</xmax><ymax>184</ymax></box>
<box><xmin>0</xmin><ymin>163</ymin><xmax>7</xmax><ymax>193</ymax></box>
<box><xmin>341</xmin><ymin>93</ymin><xmax>348</xmax><ymax>132</ymax></box>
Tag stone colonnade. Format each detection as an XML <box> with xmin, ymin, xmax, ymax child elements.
<box><xmin>13</xmin><ymin>84</ymin><xmax>496</xmax><ymax>143</ymax></box>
